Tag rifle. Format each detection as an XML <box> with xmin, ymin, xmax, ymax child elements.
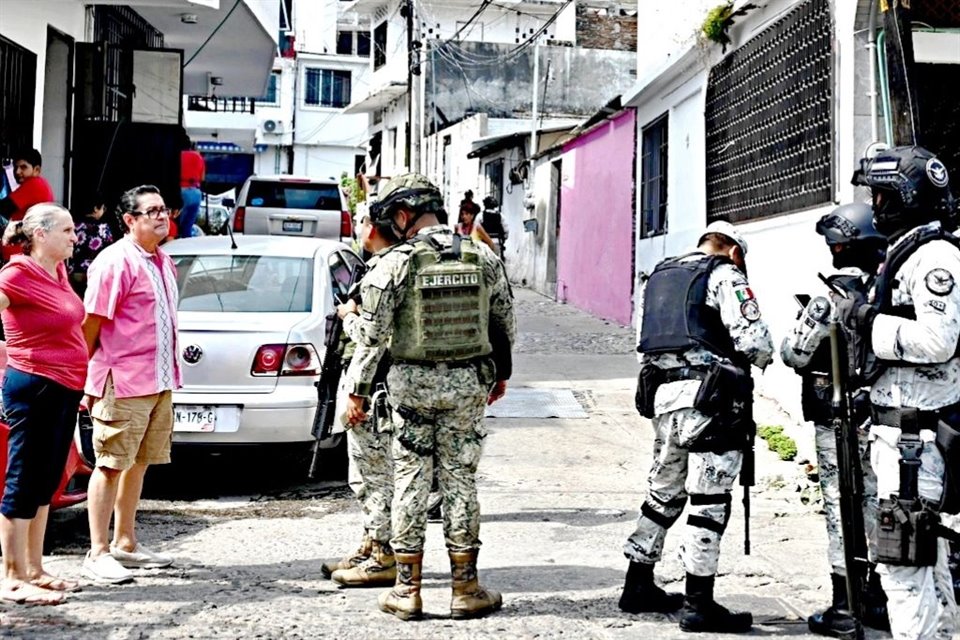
<box><xmin>739</xmin><ymin>375</ymin><xmax>756</xmax><ymax>556</ymax></box>
<box><xmin>828</xmin><ymin>319</ymin><xmax>868</xmax><ymax>636</ymax></box>
<box><xmin>307</xmin><ymin>263</ymin><xmax>366</xmax><ymax>479</ymax></box>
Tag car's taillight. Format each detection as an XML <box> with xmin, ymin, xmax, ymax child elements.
<box><xmin>340</xmin><ymin>209</ymin><xmax>352</xmax><ymax>241</ymax></box>
<box><xmin>251</xmin><ymin>344</ymin><xmax>285</xmax><ymax>376</ymax></box>
<box><xmin>251</xmin><ymin>343</ymin><xmax>319</xmax><ymax>376</ymax></box>
<box><xmin>233</xmin><ymin>206</ymin><xmax>246</xmax><ymax>232</ymax></box>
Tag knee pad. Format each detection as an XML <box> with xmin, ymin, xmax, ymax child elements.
<box><xmin>687</xmin><ymin>493</ymin><xmax>732</xmax><ymax>535</ymax></box>
<box><xmin>641</xmin><ymin>495</ymin><xmax>687</xmax><ymax>529</ymax></box>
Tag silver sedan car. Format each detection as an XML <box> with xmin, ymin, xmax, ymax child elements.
<box><xmin>163</xmin><ymin>235</ymin><xmax>364</xmax><ymax>449</ymax></box>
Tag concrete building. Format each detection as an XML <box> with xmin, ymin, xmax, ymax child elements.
<box><xmin>0</xmin><ymin>1</ymin><xmax>277</xmax><ymax>210</ymax></box>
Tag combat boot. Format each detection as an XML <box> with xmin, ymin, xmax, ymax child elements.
<box><xmin>807</xmin><ymin>573</ymin><xmax>862</xmax><ymax>639</ymax></box>
<box><xmin>618</xmin><ymin>561</ymin><xmax>684</xmax><ymax>614</ymax></box>
<box><xmin>331</xmin><ymin>540</ymin><xmax>397</xmax><ymax>587</ymax></box>
<box><xmin>321</xmin><ymin>533</ymin><xmax>372</xmax><ymax>578</ymax></box>
<box><xmin>861</xmin><ymin>566</ymin><xmax>890</xmax><ymax>631</ymax></box>
<box><xmin>679</xmin><ymin>573</ymin><xmax>753</xmax><ymax>634</ymax></box>
<box><xmin>378</xmin><ymin>551</ymin><xmax>423</xmax><ymax>621</ymax></box>
<box><xmin>449</xmin><ymin>549</ymin><xmax>503</xmax><ymax>619</ymax></box>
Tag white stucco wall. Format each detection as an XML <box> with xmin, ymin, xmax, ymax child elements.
<box><xmin>0</xmin><ymin>1</ymin><xmax>88</xmax><ymax>149</ymax></box>
<box><xmin>295</xmin><ymin>55</ymin><xmax>370</xmax><ymax>148</ymax></box>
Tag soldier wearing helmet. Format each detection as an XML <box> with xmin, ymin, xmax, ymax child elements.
<box><xmin>336</xmin><ymin>173</ymin><xmax>515</xmax><ymax>622</ymax></box>
<box><xmin>623</xmin><ymin>220</ymin><xmax>774</xmax><ymax>634</ymax></box>
<box><xmin>838</xmin><ymin>145</ymin><xmax>960</xmax><ymax>640</ymax></box>
<box><xmin>781</xmin><ymin>203</ymin><xmax>890</xmax><ymax>637</ymax></box>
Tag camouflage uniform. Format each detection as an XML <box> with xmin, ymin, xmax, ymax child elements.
<box><xmin>779</xmin><ymin>269</ymin><xmax>880</xmax><ymax>575</ymax></box>
<box><xmin>625</xmin><ymin>258</ymin><xmax>774</xmax><ymax>576</ymax></box>
<box><xmin>342</xmin><ymin>225</ymin><xmax>515</xmax><ymax>553</ymax></box>
<box><xmin>866</xmin><ymin>225</ymin><xmax>960</xmax><ymax>640</ymax></box>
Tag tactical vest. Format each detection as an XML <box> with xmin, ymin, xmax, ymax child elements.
<box><xmin>390</xmin><ymin>234</ymin><xmax>491</xmax><ymax>362</ymax></box>
<box><xmin>638</xmin><ymin>252</ymin><xmax>737</xmax><ymax>360</ymax></box>
<box><xmin>799</xmin><ymin>273</ymin><xmax>869</xmax><ymax>424</ymax></box>
<box><xmin>863</xmin><ymin>224</ymin><xmax>960</xmax><ymax>382</ymax></box>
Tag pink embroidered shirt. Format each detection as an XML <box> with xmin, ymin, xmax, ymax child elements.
<box><xmin>84</xmin><ymin>235</ymin><xmax>181</xmax><ymax>398</ymax></box>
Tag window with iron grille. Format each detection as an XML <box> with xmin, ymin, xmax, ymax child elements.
<box><xmin>374</xmin><ymin>22</ymin><xmax>388</xmax><ymax>69</ymax></box>
<box><xmin>640</xmin><ymin>114</ymin><xmax>668</xmax><ymax>238</ymax></box>
<box><xmin>304</xmin><ymin>68</ymin><xmax>351</xmax><ymax>108</ymax></box>
<box><xmin>0</xmin><ymin>35</ymin><xmax>36</xmax><ymax>161</ymax></box>
<box><xmin>705</xmin><ymin>0</ymin><xmax>833</xmax><ymax>223</ymax></box>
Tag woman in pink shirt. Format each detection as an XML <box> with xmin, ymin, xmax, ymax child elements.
<box><xmin>0</xmin><ymin>204</ymin><xmax>87</xmax><ymax>605</ymax></box>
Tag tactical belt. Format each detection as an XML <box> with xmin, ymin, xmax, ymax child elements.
<box><xmin>393</xmin><ymin>357</ymin><xmax>483</xmax><ymax>369</ymax></box>
<box><xmin>871</xmin><ymin>404</ymin><xmax>942</xmax><ymax>433</ymax></box>
<box><xmin>661</xmin><ymin>366</ymin><xmax>709</xmax><ymax>384</ymax></box>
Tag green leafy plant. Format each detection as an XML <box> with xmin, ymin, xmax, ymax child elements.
<box><xmin>340</xmin><ymin>172</ymin><xmax>366</xmax><ymax>215</ymax></box>
<box><xmin>757</xmin><ymin>424</ymin><xmax>798</xmax><ymax>462</ymax></box>
<box><xmin>701</xmin><ymin>2</ymin><xmax>758</xmax><ymax>52</ymax></box>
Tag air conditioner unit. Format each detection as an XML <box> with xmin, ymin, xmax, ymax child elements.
<box><xmin>261</xmin><ymin>119</ymin><xmax>285</xmax><ymax>134</ymax></box>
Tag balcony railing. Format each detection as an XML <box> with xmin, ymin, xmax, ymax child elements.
<box><xmin>187</xmin><ymin>96</ymin><xmax>257</xmax><ymax>114</ymax></box>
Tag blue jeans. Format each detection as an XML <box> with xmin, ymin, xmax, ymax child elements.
<box><xmin>1</xmin><ymin>367</ymin><xmax>82</xmax><ymax>518</ymax></box>
<box><xmin>179</xmin><ymin>187</ymin><xmax>202</xmax><ymax>238</ymax></box>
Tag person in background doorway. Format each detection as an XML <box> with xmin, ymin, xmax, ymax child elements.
<box><xmin>0</xmin><ymin>149</ymin><xmax>55</xmax><ymax>264</ymax></box>
<box><xmin>69</xmin><ymin>193</ymin><xmax>115</xmax><ymax>297</ymax></box>
<box><xmin>0</xmin><ymin>204</ymin><xmax>87</xmax><ymax>605</ymax></box>
<box><xmin>456</xmin><ymin>200</ymin><xmax>496</xmax><ymax>254</ymax></box>
<box><xmin>179</xmin><ymin>133</ymin><xmax>205</xmax><ymax>239</ymax></box>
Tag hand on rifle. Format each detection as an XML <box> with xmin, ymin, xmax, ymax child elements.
<box><xmin>346</xmin><ymin>393</ymin><xmax>368</xmax><ymax>426</ymax></box>
<box><xmin>337</xmin><ymin>299</ymin><xmax>359</xmax><ymax>319</ymax></box>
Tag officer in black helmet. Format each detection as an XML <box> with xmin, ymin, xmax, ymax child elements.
<box><xmin>841</xmin><ymin>146</ymin><xmax>960</xmax><ymax>639</ymax></box>
<box><xmin>781</xmin><ymin>202</ymin><xmax>890</xmax><ymax>637</ymax></box>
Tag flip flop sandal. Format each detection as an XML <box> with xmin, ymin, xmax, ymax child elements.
<box><xmin>30</xmin><ymin>575</ymin><xmax>82</xmax><ymax>592</ymax></box>
<box><xmin>0</xmin><ymin>582</ymin><xmax>66</xmax><ymax>606</ymax></box>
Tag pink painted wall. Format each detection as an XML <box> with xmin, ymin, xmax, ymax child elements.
<box><xmin>556</xmin><ymin>110</ymin><xmax>636</xmax><ymax>325</ymax></box>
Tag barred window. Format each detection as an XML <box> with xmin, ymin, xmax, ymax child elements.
<box><xmin>640</xmin><ymin>114</ymin><xmax>668</xmax><ymax>238</ymax></box>
<box><xmin>705</xmin><ymin>0</ymin><xmax>833</xmax><ymax>223</ymax></box>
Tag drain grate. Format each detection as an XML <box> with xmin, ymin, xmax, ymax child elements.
<box><xmin>485</xmin><ymin>387</ymin><xmax>588</xmax><ymax>419</ymax></box>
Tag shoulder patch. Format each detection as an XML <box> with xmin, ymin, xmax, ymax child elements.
<box><xmin>925</xmin><ymin>268</ymin><xmax>955</xmax><ymax>296</ymax></box>
<box><xmin>740</xmin><ymin>299</ymin><xmax>761</xmax><ymax>322</ymax></box>
<box><xmin>362</xmin><ymin>285</ymin><xmax>384</xmax><ymax>320</ymax></box>
<box><xmin>926</xmin><ymin>299</ymin><xmax>947</xmax><ymax>314</ymax></box>
<box><xmin>734</xmin><ymin>285</ymin><xmax>755</xmax><ymax>303</ymax></box>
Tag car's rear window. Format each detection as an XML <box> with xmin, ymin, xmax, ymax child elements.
<box><xmin>173</xmin><ymin>255</ymin><xmax>313</xmax><ymax>312</ymax></box>
<box><xmin>246</xmin><ymin>181</ymin><xmax>342</xmax><ymax>210</ymax></box>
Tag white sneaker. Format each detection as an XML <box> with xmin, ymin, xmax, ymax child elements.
<box><xmin>83</xmin><ymin>551</ymin><xmax>134</xmax><ymax>584</ymax></box>
<box><xmin>110</xmin><ymin>543</ymin><xmax>174</xmax><ymax>569</ymax></box>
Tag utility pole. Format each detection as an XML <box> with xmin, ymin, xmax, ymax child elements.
<box><xmin>529</xmin><ymin>36</ymin><xmax>540</xmax><ymax>160</ymax></box>
<box><xmin>881</xmin><ymin>0</ymin><xmax>920</xmax><ymax>145</ymax></box>
<box><xmin>404</xmin><ymin>0</ymin><xmax>420</xmax><ymax>172</ymax></box>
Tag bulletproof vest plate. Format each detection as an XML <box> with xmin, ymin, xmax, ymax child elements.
<box><xmin>390</xmin><ymin>236</ymin><xmax>491</xmax><ymax>362</ymax></box>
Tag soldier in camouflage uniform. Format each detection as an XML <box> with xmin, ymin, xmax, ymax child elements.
<box><xmin>843</xmin><ymin>146</ymin><xmax>960</xmax><ymax>640</ymax></box>
<box><xmin>780</xmin><ymin>203</ymin><xmax>889</xmax><ymax>636</ymax></box>
<box><xmin>623</xmin><ymin>221</ymin><xmax>774</xmax><ymax>634</ymax></box>
<box><xmin>322</xmin><ymin>209</ymin><xmax>398</xmax><ymax>588</ymax></box>
<box><xmin>337</xmin><ymin>174</ymin><xmax>515</xmax><ymax>621</ymax></box>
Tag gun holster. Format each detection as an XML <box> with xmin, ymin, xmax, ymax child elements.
<box><xmin>876</xmin><ymin>497</ymin><xmax>940</xmax><ymax>566</ymax></box>
<box><xmin>635</xmin><ymin>365</ymin><xmax>664</xmax><ymax>419</ymax></box>
<box><xmin>688</xmin><ymin>361</ymin><xmax>753</xmax><ymax>453</ymax></box>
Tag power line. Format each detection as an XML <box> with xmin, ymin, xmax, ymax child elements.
<box><xmin>184</xmin><ymin>0</ymin><xmax>243</xmax><ymax>68</ymax></box>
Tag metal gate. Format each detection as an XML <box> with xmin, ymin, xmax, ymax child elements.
<box><xmin>0</xmin><ymin>35</ymin><xmax>37</xmax><ymax>161</ymax></box>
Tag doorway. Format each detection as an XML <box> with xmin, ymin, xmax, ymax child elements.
<box><xmin>41</xmin><ymin>28</ymin><xmax>73</xmax><ymax>205</ymax></box>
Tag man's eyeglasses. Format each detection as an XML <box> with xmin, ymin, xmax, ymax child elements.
<box><xmin>133</xmin><ymin>207</ymin><xmax>171</xmax><ymax>219</ymax></box>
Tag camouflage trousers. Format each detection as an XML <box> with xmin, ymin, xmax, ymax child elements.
<box><xmin>346</xmin><ymin>412</ymin><xmax>394</xmax><ymax>544</ymax></box>
<box><xmin>813</xmin><ymin>423</ymin><xmax>879</xmax><ymax>575</ymax></box>
<box><xmin>871</xmin><ymin>428</ymin><xmax>957</xmax><ymax>640</ymax></box>
<box><xmin>624</xmin><ymin>407</ymin><xmax>742</xmax><ymax>576</ymax></box>
<box><xmin>386</xmin><ymin>363</ymin><xmax>489</xmax><ymax>553</ymax></box>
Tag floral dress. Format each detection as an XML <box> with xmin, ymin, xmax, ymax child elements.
<box><xmin>70</xmin><ymin>219</ymin><xmax>114</xmax><ymax>275</ymax></box>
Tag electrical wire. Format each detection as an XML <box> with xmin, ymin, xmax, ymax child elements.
<box><xmin>184</xmin><ymin>0</ymin><xmax>243</xmax><ymax>68</ymax></box>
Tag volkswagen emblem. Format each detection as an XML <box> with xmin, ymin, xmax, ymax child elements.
<box><xmin>182</xmin><ymin>345</ymin><xmax>203</xmax><ymax>364</ymax></box>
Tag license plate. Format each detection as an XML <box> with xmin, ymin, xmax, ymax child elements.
<box><xmin>282</xmin><ymin>220</ymin><xmax>303</xmax><ymax>232</ymax></box>
<box><xmin>174</xmin><ymin>406</ymin><xmax>216</xmax><ymax>432</ymax></box>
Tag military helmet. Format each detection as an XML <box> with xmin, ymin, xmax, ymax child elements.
<box><xmin>851</xmin><ymin>145</ymin><xmax>954</xmax><ymax>218</ymax></box>
<box><xmin>368</xmin><ymin>173</ymin><xmax>444</xmax><ymax>225</ymax></box>
<box><xmin>815</xmin><ymin>202</ymin><xmax>885</xmax><ymax>246</ymax></box>
<box><xmin>698</xmin><ymin>220</ymin><xmax>748</xmax><ymax>256</ymax></box>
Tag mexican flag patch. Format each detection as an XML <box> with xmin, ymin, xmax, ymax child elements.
<box><xmin>735</xmin><ymin>287</ymin><xmax>755</xmax><ymax>303</ymax></box>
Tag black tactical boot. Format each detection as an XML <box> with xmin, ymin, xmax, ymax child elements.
<box><xmin>618</xmin><ymin>561</ymin><xmax>684</xmax><ymax>614</ymax></box>
<box><xmin>807</xmin><ymin>573</ymin><xmax>862</xmax><ymax>639</ymax></box>
<box><xmin>861</xmin><ymin>566</ymin><xmax>890</xmax><ymax>631</ymax></box>
<box><xmin>679</xmin><ymin>573</ymin><xmax>752</xmax><ymax>633</ymax></box>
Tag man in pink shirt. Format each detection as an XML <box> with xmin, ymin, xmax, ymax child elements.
<box><xmin>80</xmin><ymin>185</ymin><xmax>181</xmax><ymax>584</ymax></box>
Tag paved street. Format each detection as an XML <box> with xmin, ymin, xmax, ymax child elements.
<box><xmin>2</xmin><ymin>288</ymin><xmax>891</xmax><ymax>639</ymax></box>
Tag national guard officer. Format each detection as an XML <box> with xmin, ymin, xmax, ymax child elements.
<box><xmin>336</xmin><ymin>173</ymin><xmax>515</xmax><ymax>621</ymax></box>
<box><xmin>321</xmin><ymin>207</ymin><xmax>398</xmax><ymax>588</ymax></box>
<box><xmin>780</xmin><ymin>203</ymin><xmax>890</xmax><ymax>636</ymax></box>
<box><xmin>841</xmin><ymin>146</ymin><xmax>960</xmax><ymax>640</ymax></box>
<box><xmin>623</xmin><ymin>221</ymin><xmax>774</xmax><ymax>634</ymax></box>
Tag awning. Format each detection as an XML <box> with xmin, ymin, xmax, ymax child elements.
<box><xmin>342</xmin><ymin>82</ymin><xmax>408</xmax><ymax>115</ymax></box>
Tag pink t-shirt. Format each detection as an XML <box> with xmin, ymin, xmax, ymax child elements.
<box><xmin>84</xmin><ymin>236</ymin><xmax>181</xmax><ymax>398</ymax></box>
<box><xmin>0</xmin><ymin>256</ymin><xmax>88</xmax><ymax>390</ymax></box>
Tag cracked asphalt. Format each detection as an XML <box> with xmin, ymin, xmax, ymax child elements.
<box><xmin>1</xmin><ymin>288</ymin><xmax>894</xmax><ymax>639</ymax></box>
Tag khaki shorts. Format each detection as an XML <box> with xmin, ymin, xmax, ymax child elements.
<box><xmin>90</xmin><ymin>374</ymin><xmax>173</xmax><ymax>470</ymax></box>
